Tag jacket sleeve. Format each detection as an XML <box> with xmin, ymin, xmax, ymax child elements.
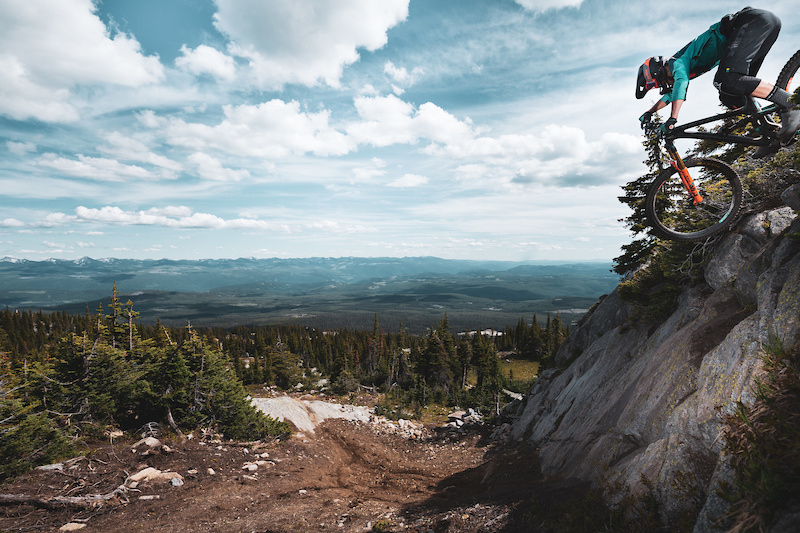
<box><xmin>667</xmin><ymin>57</ymin><xmax>690</xmax><ymax>102</ymax></box>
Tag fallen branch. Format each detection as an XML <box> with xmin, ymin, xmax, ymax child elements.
<box><xmin>0</xmin><ymin>483</ymin><xmax>128</xmax><ymax>510</ymax></box>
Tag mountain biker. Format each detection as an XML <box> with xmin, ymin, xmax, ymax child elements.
<box><xmin>635</xmin><ymin>7</ymin><xmax>800</xmax><ymax>158</ymax></box>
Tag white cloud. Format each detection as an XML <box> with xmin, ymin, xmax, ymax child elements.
<box><xmin>384</xmin><ymin>61</ymin><xmax>424</xmax><ymax>87</ymax></box>
<box><xmin>175</xmin><ymin>45</ymin><xmax>237</xmax><ymax>81</ymax></box>
<box><xmin>351</xmin><ymin>158</ymin><xmax>387</xmax><ymax>183</ymax></box>
<box><xmin>188</xmin><ymin>152</ymin><xmax>251</xmax><ymax>182</ymax></box>
<box><xmin>348</xmin><ymin>95</ymin><xmax>418</xmax><ymax>146</ymax></box>
<box><xmin>425</xmin><ymin>124</ymin><xmax>640</xmax><ymax>187</ymax></box>
<box><xmin>0</xmin><ymin>0</ymin><xmax>163</xmax><ymax>122</ymax></box>
<box><xmin>0</xmin><ymin>218</ymin><xmax>25</xmax><ymax>228</ymax></box>
<box><xmin>387</xmin><ymin>174</ymin><xmax>429</xmax><ymax>188</ymax></box>
<box><xmin>157</xmin><ymin>91</ymin><xmax>638</xmax><ymax>190</ymax></box>
<box><xmin>40</xmin><ymin>212</ymin><xmax>77</xmax><ymax>227</ymax></box>
<box><xmin>514</xmin><ymin>0</ymin><xmax>584</xmax><ymax>12</ymax></box>
<box><xmin>136</xmin><ymin>110</ymin><xmax>163</xmax><ymax>129</ymax></box>
<box><xmin>414</xmin><ymin>102</ymin><xmax>476</xmax><ymax>146</ymax></box>
<box><xmin>6</xmin><ymin>141</ymin><xmax>37</xmax><ymax>155</ymax></box>
<box><xmin>305</xmin><ymin>220</ymin><xmax>375</xmax><ymax>234</ymax></box>
<box><xmin>37</xmin><ymin>153</ymin><xmax>174</xmax><ymax>182</ymax></box>
<box><xmin>71</xmin><ymin>206</ymin><xmax>288</xmax><ymax>230</ymax></box>
<box><xmin>347</xmin><ymin>95</ymin><xmax>476</xmax><ymax>148</ymax></box>
<box><xmin>213</xmin><ymin>0</ymin><xmax>409</xmax><ymax>89</ymax></box>
<box><xmin>100</xmin><ymin>131</ymin><xmax>183</xmax><ymax>171</ymax></box>
<box><xmin>164</xmin><ymin>99</ymin><xmax>354</xmax><ymax>158</ymax></box>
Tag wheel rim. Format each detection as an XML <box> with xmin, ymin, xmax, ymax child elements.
<box><xmin>649</xmin><ymin>162</ymin><xmax>739</xmax><ymax>239</ymax></box>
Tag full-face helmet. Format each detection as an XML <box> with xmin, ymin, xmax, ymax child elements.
<box><xmin>635</xmin><ymin>56</ymin><xmax>672</xmax><ymax>99</ymax></box>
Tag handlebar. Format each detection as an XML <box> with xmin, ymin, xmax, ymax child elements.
<box><xmin>642</xmin><ymin>120</ymin><xmax>664</xmax><ymax>139</ymax></box>
<box><xmin>642</xmin><ymin>118</ymin><xmax>681</xmax><ymax>143</ymax></box>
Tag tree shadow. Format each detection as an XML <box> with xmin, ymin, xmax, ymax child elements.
<box><xmin>402</xmin><ymin>434</ymin><xmax>588</xmax><ymax>532</ymax></box>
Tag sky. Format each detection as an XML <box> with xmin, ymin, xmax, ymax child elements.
<box><xmin>1</xmin><ymin>0</ymin><xmax>798</xmax><ymax>263</ymax></box>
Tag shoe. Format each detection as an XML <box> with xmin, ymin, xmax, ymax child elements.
<box><xmin>777</xmin><ymin>109</ymin><xmax>800</xmax><ymax>143</ymax></box>
<box><xmin>753</xmin><ymin>141</ymin><xmax>780</xmax><ymax>159</ymax></box>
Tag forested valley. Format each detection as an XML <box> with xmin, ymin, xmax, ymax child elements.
<box><xmin>0</xmin><ymin>286</ymin><xmax>569</xmax><ymax>481</ymax></box>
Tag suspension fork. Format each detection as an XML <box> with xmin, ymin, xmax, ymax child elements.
<box><xmin>665</xmin><ymin>140</ymin><xmax>703</xmax><ymax>205</ymax></box>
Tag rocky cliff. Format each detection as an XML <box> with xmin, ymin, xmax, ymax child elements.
<box><xmin>509</xmin><ymin>186</ymin><xmax>800</xmax><ymax>530</ymax></box>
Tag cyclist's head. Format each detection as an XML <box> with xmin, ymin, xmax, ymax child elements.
<box><xmin>635</xmin><ymin>56</ymin><xmax>672</xmax><ymax>99</ymax></box>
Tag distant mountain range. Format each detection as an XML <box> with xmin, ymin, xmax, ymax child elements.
<box><xmin>0</xmin><ymin>257</ymin><xmax>620</xmax><ymax>332</ymax></box>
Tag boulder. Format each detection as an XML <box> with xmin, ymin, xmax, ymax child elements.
<box><xmin>509</xmin><ymin>214</ymin><xmax>800</xmax><ymax>527</ymax></box>
<box><xmin>781</xmin><ymin>183</ymin><xmax>800</xmax><ymax>211</ymax></box>
<box><xmin>59</xmin><ymin>524</ymin><xmax>86</xmax><ymax>532</ymax></box>
<box><xmin>129</xmin><ymin>467</ymin><xmax>184</xmax><ymax>485</ymax></box>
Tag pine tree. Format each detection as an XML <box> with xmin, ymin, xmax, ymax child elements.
<box><xmin>473</xmin><ymin>333</ymin><xmax>499</xmax><ymax>391</ymax></box>
<box><xmin>613</xmin><ymin>116</ymin><xmax>665</xmax><ymax>276</ymax></box>
<box><xmin>420</xmin><ymin>316</ymin><xmax>457</xmax><ymax>396</ymax></box>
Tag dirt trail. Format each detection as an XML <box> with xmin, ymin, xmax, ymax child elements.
<box><xmin>0</xmin><ymin>410</ymin><xmax>579</xmax><ymax>532</ymax></box>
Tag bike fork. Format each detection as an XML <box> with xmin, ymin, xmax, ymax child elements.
<box><xmin>666</xmin><ymin>143</ymin><xmax>703</xmax><ymax>205</ymax></box>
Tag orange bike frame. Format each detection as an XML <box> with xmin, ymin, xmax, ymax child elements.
<box><xmin>666</xmin><ymin>143</ymin><xmax>703</xmax><ymax>205</ymax></box>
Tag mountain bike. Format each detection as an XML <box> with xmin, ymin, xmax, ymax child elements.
<box><xmin>642</xmin><ymin>50</ymin><xmax>800</xmax><ymax>241</ymax></box>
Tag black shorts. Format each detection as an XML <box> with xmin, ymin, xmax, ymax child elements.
<box><xmin>714</xmin><ymin>8</ymin><xmax>781</xmax><ymax>96</ymax></box>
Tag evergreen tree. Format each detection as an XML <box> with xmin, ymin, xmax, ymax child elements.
<box><xmin>0</xmin><ymin>387</ymin><xmax>72</xmax><ymax>481</ymax></box>
<box><xmin>613</xmin><ymin>116</ymin><xmax>665</xmax><ymax>276</ymax></box>
<box><xmin>420</xmin><ymin>316</ymin><xmax>457</xmax><ymax>396</ymax></box>
<box><xmin>550</xmin><ymin>313</ymin><xmax>566</xmax><ymax>359</ymax></box>
<box><xmin>473</xmin><ymin>333</ymin><xmax>499</xmax><ymax>391</ymax></box>
<box><xmin>521</xmin><ymin>315</ymin><xmax>543</xmax><ymax>359</ymax></box>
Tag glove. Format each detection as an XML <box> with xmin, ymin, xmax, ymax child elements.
<box><xmin>639</xmin><ymin>111</ymin><xmax>653</xmax><ymax>129</ymax></box>
<box><xmin>660</xmin><ymin>117</ymin><xmax>677</xmax><ymax>134</ymax></box>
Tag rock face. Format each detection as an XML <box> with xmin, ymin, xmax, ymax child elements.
<box><xmin>510</xmin><ymin>207</ymin><xmax>800</xmax><ymax>529</ymax></box>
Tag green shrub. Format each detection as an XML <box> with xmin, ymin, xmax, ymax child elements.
<box><xmin>0</xmin><ymin>403</ymin><xmax>73</xmax><ymax>482</ymax></box>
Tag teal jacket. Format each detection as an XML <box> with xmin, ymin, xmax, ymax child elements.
<box><xmin>660</xmin><ymin>21</ymin><xmax>729</xmax><ymax>104</ymax></box>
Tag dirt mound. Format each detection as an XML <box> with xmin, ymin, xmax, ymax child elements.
<box><xmin>0</xmin><ymin>417</ymin><xmax>578</xmax><ymax>532</ymax></box>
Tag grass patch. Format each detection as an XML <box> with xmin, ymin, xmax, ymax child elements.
<box><xmin>499</xmin><ymin>357</ymin><xmax>540</xmax><ymax>384</ymax></box>
<box><xmin>466</xmin><ymin>357</ymin><xmax>539</xmax><ymax>388</ymax></box>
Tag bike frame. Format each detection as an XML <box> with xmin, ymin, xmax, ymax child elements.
<box><xmin>666</xmin><ymin>98</ymin><xmax>780</xmax><ymax>148</ymax></box>
<box><xmin>656</xmin><ymin>98</ymin><xmax>780</xmax><ymax>206</ymax></box>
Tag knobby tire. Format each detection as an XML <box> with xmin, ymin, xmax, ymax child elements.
<box><xmin>645</xmin><ymin>157</ymin><xmax>742</xmax><ymax>241</ymax></box>
<box><xmin>771</xmin><ymin>50</ymin><xmax>800</xmax><ymax>136</ymax></box>
<box><xmin>776</xmin><ymin>49</ymin><xmax>800</xmax><ymax>97</ymax></box>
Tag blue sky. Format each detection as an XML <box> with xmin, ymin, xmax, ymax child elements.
<box><xmin>1</xmin><ymin>0</ymin><xmax>798</xmax><ymax>262</ymax></box>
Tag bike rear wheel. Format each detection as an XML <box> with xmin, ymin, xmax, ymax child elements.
<box><xmin>776</xmin><ymin>49</ymin><xmax>800</xmax><ymax>103</ymax></box>
<box><xmin>769</xmin><ymin>49</ymin><xmax>800</xmax><ymax>145</ymax></box>
<box><xmin>645</xmin><ymin>158</ymin><xmax>742</xmax><ymax>241</ymax></box>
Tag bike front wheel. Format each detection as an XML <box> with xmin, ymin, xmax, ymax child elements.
<box><xmin>645</xmin><ymin>157</ymin><xmax>742</xmax><ymax>241</ymax></box>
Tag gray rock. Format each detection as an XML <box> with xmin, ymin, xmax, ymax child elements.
<box><xmin>781</xmin><ymin>183</ymin><xmax>800</xmax><ymax>211</ymax></box>
<box><xmin>741</xmin><ymin>212</ymin><xmax>769</xmax><ymax>241</ymax></box>
<box><xmin>704</xmin><ymin>231</ymin><xmax>761</xmax><ymax>290</ymax></box>
<box><xmin>693</xmin><ymin>457</ymin><xmax>735</xmax><ymax>533</ymax></box>
<box><xmin>766</xmin><ymin>206</ymin><xmax>797</xmax><ymax>237</ymax></box>
<box><xmin>509</xmin><ymin>208</ymin><xmax>800</xmax><ymax>530</ymax></box>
